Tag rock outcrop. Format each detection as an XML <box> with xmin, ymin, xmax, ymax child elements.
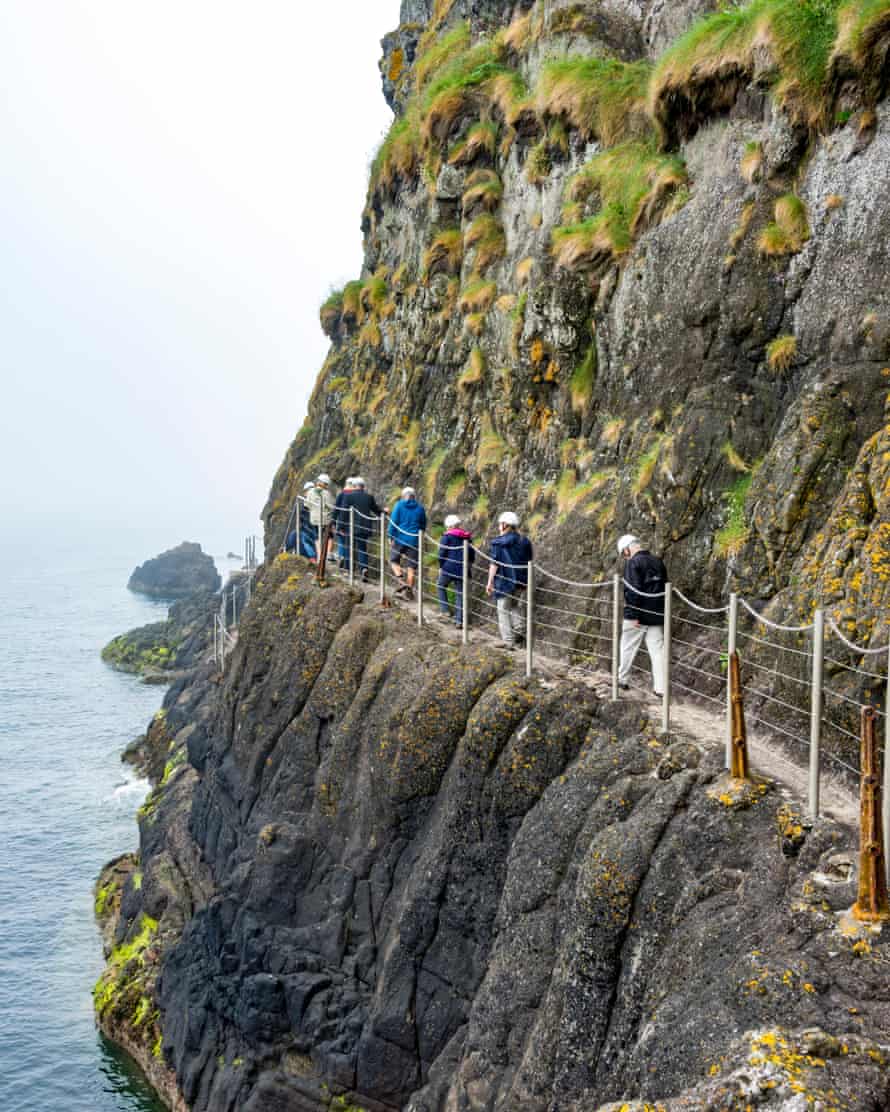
<box><xmin>95</xmin><ymin>559</ymin><xmax>890</xmax><ymax>1111</ymax></box>
<box><xmin>128</xmin><ymin>543</ymin><xmax>221</xmax><ymax>600</ymax></box>
<box><xmin>102</xmin><ymin>590</ymin><xmax>218</xmax><ymax>682</ymax></box>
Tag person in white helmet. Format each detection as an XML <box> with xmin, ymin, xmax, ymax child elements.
<box><xmin>388</xmin><ymin>486</ymin><xmax>427</xmax><ymax>599</ymax></box>
<box><xmin>437</xmin><ymin>514</ymin><xmax>474</xmax><ymax>627</ymax></box>
<box><xmin>298</xmin><ymin>480</ymin><xmax>318</xmax><ymax>560</ymax></box>
<box><xmin>486</xmin><ymin>511</ymin><xmax>533</xmax><ymax>649</ymax></box>
<box><xmin>617</xmin><ymin>533</ymin><xmax>668</xmax><ymax>696</ymax></box>
<box><xmin>308</xmin><ymin>474</ymin><xmax>336</xmax><ymax>562</ymax></box>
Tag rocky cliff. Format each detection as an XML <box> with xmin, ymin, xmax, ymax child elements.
<box><xmin>96</xmin><ymin>559</ymin><xmax>890</xmax><ymax>1110</ymax></box>
<box><xmin>96</xmin><ymin>1</ymin><xmax>890</xmax><ymax>1108</ymax></box>
<box><xmin>129</xmin><ymin>542</ymin><xmax>221</xmax><ymax>600</ymax></box>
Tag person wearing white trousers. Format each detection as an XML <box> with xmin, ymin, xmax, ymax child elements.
<box><xmin>616</xmin><ymin>533</ymin><xmax>668</xmax><ymax>696</ymax></box>
<box><xmin>618</xmin><ymin>619</ymin><xmax>664</xmax><ymax>695</ymax></box>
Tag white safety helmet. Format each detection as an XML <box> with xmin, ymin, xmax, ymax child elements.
<box><xmin>353</xmin><ymin>476</ymin><xmax>366</xmax><ymax>488</ymax></box>
<box><xmin>444</xmin><ymin>514</ymin><xmax>461</xmax><ymax>528</ymax></box>
<box><xmin>303</xmin><ymin>480</ymin><xmax>314</xmax><ymax>491</ymax></box>
<box><xmin>344</xmin><ymin>476</ymin><xmax>355</xmax><ymax>487</ymax></box>
<box><xmin>617</xmin><ymin>533</ymin><xmax>639</xmax><ymax>556</ymax></box>
<box><xmin>402</xmin><ymin>486</ymin><xmax>416</xmax><ymax>499</ymax></box>
<box><xmin>498</xmin><ymin>511</ymin><xmax>520</xmax><ymax>527</ymax></box>
<box><xmin>317</xmin><ymin>473</ymin><xmax>332</xmax><ymax>486</ymax></box>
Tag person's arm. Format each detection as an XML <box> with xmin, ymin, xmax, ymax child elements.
<box><xmin>486</xmin><ymin>541</ymin><xmax>496</xmax><ymax>594</ymax></box>
<box><xmin>388</xmin><ymin>502</ymin><xmax>400</xmax><ymax>539</ymax></box>
<box><xmin>419</xmin><ymin>507</ymin><xmax>427</xmax><ymax>532</ymax></box>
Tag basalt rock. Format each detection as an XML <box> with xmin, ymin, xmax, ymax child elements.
<box><xmin>128</xmin><ymin>542</ymin><xmax>221</xmax><ymax>600</ymax></box>
<box><xmin>96</xmin><ymin>558</ymin><xmax>890</xmax><ymax>1110</ymax></box>
<box><xmin>102</xmin><ymin>589</ymin><xmax>218</xmax><ymax>681</ymax></box>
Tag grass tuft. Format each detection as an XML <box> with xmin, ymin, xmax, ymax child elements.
<box><xmin>715</xmin><ymin>474</ymin><xmax>754</xmax><ymax>557</ymax></box>
<box><xmin>464</xmin><ymin>213</ymin><xmax>506</xmax><ymax>272</ymax></box>
<box><xmin>423</xmin><ymin>228</ymin><xmax>464</xmax><ymax>278</ymax></box>
<box><xmin>740</xmin><ymin>141</ymin><xmax>763</xmax><ymax>183</ymax></box>
<box><xmin>537</xmin><ymin>56</ymin><xmax>653</xmax><ymax>146</ymax></box>
<box><xmin>458</xmin><ymin>279</ymin><xmax>497</xmax><ymax>314</ymax></box>
<box><xmin>570</xmin><ymin>342</ymin><xmax>597</xmax><ymax>411</ymax></box>
<box><xmin>462</xmin><ymin>169</ymin><xmax>503</xmax><ymax>214</ymax></box>
<box><xmin>767</xmin><ymin>333</ymin><xmax>798</xmax><ymax>371</ymax></box>
<box><xmin>448</xmin><ymin>121</ymin><xmax>498</xmax><ymax>165</ymax></box>
<box><xmin>458</xmin><ymin>346</ymin><xmax>486</xmax><ymax>390</ymax></box>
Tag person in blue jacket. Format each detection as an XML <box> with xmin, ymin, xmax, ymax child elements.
<box><xmin>486</xmin><ymin>511</ymin><xmax>533</xmax><ymax>649</ymax></box>
<box><xmin>388</xmin><ymin>486</ymin><xmax>427</xmax><ymax>599</ymax></box>
<box><xmin>437</xmin><ymin>514</ymin><xmax>474</xmax><ymax>627</ymax></box>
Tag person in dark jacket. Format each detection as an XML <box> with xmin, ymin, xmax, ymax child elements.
<box><xmin>337</xmin><ymin>477</ymin><xmax>383</xmax><ymax>581</ymax></box>
<box><xmin>486</xmin><ymin>511</ymin><xmax>533</xmax><ymax>648</ymax></box>
<box><xmin>617</xmin><ymin>533</ymin><xmax>668</xmax><ymax>695</ymax></box>
<box><xmin>437</xmin><ymin>515</ymin><xmax>474</xmax><ymax>627</ymax></box>
<box><xmin>388</xmin><ymin>486</ymin><xmax>427</xmax><ymax>599</ymax></box>
<box><xmin>333</xmin><ymin>478</ymin><xmax>356</xmax><ymax>568</ymax></box>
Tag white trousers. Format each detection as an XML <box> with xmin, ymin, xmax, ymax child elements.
<box><xmin>619</xmin><ymin>620</ymin><xmax>665</xmax><ymax>695</ymax></box>
<box><xmin>497</xmin><ymin>593</ymin><xmax>524</xmax><ymax>646</ymax></box>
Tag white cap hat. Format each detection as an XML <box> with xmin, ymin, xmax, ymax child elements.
<box><xmin>344</xmin><ymin>476</ymin><xmax>355</xmax><ymax>487</ymax></box>
<box><xmin>617</xmin><ymin>533</ymin><xmax>639</xmax><ymax>555</ymax></box>
<box><xmin>303</xmin><ymin>480</ymin><xmax>314</xmax><ymax>491</ymax></box>
<box><xmin>444</xmin><ymin>514</ymin><xmax>461</xmax><ymax>528</ymax></box>
<box><xmin>317</xmin><ymin>473</ymin><xmax>332</xmax><ymax>485</ymax></box>
<box><xmin>353</xmin><ymin>476</ymin><xmax>366</xmax><ymax>488</ymax></box>
<box><xmin>402</xmin><ymin>486</ymin><xmax>416</xmax><ymax>498</ymax></box>
<box><xmin>498</xmin><ymin>511</ymin><xmax>520</xmax><ymax>527</ymax></box>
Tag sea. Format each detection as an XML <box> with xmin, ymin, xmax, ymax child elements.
<box><xmin>0</xmin><ymin>535</ymin><xmax>242</xmax><ymax>1112</ymax></box>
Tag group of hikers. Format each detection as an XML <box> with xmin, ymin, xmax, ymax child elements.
<box><xmin>286</xmin><ymin>475</ymin><xmax>668</xmax><ymax>691</ymax></box>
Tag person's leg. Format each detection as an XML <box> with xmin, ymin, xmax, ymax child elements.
<box><xmin>454</xmin><ymin>578</ymin><xmax>463</xmax><ymax>627</ymax></box>
<box><xmin>510</xmin><ymin>590</ymin><xmax>524</xmax><ymax>639</ymax></box>
<box><xmin>437</xmin><ymin>572</ymin><xmax>452</xmax><ymax>615</ymax></box>
<box><xmin>497</xmin><ymin>596</ymin><xmax>515</xmax><ymax>646</ymax></box>
<box><xmin>390</xmin><ymin>543</ymin><xmax>403</xmax><ymax>582</ymax></box>
<box><xmin>618</xmin><ymin>620</ymin><xmax>646</xmax><ymax>684</ymax></box>
<box><xmin>645</xmin><ymin>624</ymin><xmax>665</xmax><ymax>695</ymax></box>
<box><xmin>405</xmin><ymin>546</ymin><xmax>418</xmax><ymax>591</ymax></box>
<box><xmin>356</xmin><ymin>533</ymin><xmax>368</xmax><ymax>572</ymax></box>
<box><xmin>337</xmin><ymin>530</ymin><xmax>348</xmax><ymax>566</ymax></box>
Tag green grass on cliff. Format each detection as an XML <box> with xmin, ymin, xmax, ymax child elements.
<box><xmin>537</xmin><ymin>56</ymin><xmax>653</xmax><ymax>146</ymax></box>
<box><xmin>553</xmin><ymin>141</ymin><xmax>688</xmax><ymax>269</ymax></box>
<box><xmin>715</xmin><ymin>474</ymin><xmax>755</xmax><ymax>557</ymax></box>
<box><xmin>835</xmin><ymin>0</ymin><xmax>890</xmax><ymax>69</ymax></box>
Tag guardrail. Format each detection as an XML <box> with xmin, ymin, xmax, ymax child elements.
<box><xmin>268</xmin><ymin>495</ymin><xmax>890</xmax><ymax>882</ymax></box>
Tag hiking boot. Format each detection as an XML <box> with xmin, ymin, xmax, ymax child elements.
<box><xmin>361</xmin><ymin>568</ymin><xmax>369</xmax><ymax>582</ymax></box>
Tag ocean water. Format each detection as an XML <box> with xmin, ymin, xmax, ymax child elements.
<box><xmin>0</xmin><ymin>537</ymin><xmax>238</xmax><ymax>1112</ymax></box>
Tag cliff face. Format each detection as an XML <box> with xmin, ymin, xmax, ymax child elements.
<box><xmin>264</xmin><ymin>0</ymin><xmax>890</xmax><ymax>647</ymax></box>
<box><xmin>96</xmin><ymin>558</ymin><xmax>890</xmax><ymax>1111</ymax></box>
<box><xmin>95</xmin><ymin>2</ymin><xmax>890</xmax><ymax>1108</ymax></box>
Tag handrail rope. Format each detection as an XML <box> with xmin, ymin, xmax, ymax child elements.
<box><xmin>621</xmin><ymin>577</ymin><xmax>665</xmax><ymax>598</ymax></box>
<box><xmin>742</xmin><ymin>657</ymin><xmax>811</xmax><ymax>688</ymax></box>
<box><xmin>671</xmin><ymin>636</ymin><xmax>726</xmax><ymax>659</ymax></box>
<box><xmin>738</xmin><ymin>597</ymin><xmax>813</xmax><ymax>633</ymax></box>
<box><xmin>826</xmin><ymin>616</ymin><xmax>890</xmax><ymax>656</ymax></box>
<box><xmin>671</xmin><ymin>586</ymin><xmax>730</xmax><ymax>614</ymax></box>
<box><xmin>672</xmin><ymin>677</ymin><xmax>725</xmax><ymax>707</ymax></box>
<box><xmin>674</xmin><ymin>612</ymin><xmax>726</xmax><ymax>634</ymax></box>
<box><xmin>745</xmin><ymin>685</ymin><xmax>810</xmax><ymax>718</ymax></box>
<box><xmin>735</xmin><ymin>628</ymin><xmax>812</xmax><ymax>658</ymax></box>
<box><xmin>536</xmin><ymin>565</ymin><xmax>611</xmax><ymax>589</ymax></box>
<box><xmin>823</xmin><ymin>654</ymin><xmax>886</xmax><ymax>681</ymax></box>
<box><xmin>823</xmin><ymin>685</ymin><xmax>886</xmax><ymax>715</ymax></box>
<box><xmin>822</xmin><ymin>715</ymin><xmax>864</xmax><ymax>745</ymax></box>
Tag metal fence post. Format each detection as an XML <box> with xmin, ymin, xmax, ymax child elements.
<box><xmin>232</xmin><ymin>586</ymin><xmax>238</xmax><ymax>627</ymax></box>
<box><xmin>526</xmin><ymin>561</ymin><xmax>534</xmax><ymax>679</ymax></box>
<box><xmin>417</xmin><ymin>531</ymin><xmax>424</xmax><ymax>626</ymax></box>
<box><xmin>349</xmin><ymin>507</ymin><xmax>355</xmax><ymax>586</ymax></box>
<box><xmin>726</xmin><ymin>592</ymin><xmax>738</xmax><ymax>770</ymax></box>
<box><xmin>883</xmin><ymin>643</ymin><xmax>890</xmax><ymax>886</ymax></box>
<box><xmin>611</xmin><ymin>573</ymin><xmax>621</xmax><ymax>701</ymax></box>
<box><xmin>809</xmin><ymin>608</ymin><xmax>825</xmax><ymax>818</ymax></box>
<box><xmin>461</xmin><ymin>540</ymin><xmax>469</xmax><ymax>646</ymax></box>
<box><xmin>661</xmin><ymin>584</ymin><xmax>672</xmax><ymax>735</ymax></box>
<box><xmin>379</xmin><ymin>513</ymin><xmax>386</xmax><ymax>604</ymax></box>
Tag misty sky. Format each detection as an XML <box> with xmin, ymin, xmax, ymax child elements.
<box><xmin>0</xmin><ymin>1</ymin><xmax>400</xmax><ymax>549</ymax></box>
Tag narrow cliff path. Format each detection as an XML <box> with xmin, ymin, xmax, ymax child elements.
<box><xmin>372</xmin><ymin>585</ymin><xmax>861</xmax><ymax>829</ymax></box>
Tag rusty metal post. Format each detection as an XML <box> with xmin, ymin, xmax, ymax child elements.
<box><xmin>853</xmin><ymin>706</ymin><xmax>890</xmax><ymax>922</ymax></box>
<box><xmin>728</xmin><ymin>651</ymin><xmax>750</xmax><ymax>780</ymax></box>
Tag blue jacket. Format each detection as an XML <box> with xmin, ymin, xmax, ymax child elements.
<box><xmin>438</xmin><ymin>529</ymin><xmax>474</xmax><ymax>579</ymax></box>
<box><xmin>490</xmin><ymin>531</ymin><xmax>533</xmax><ymax>598</ymax></box>
<box><xmin>388</xmin><ymin>498</ymin><xmax>427</xmax><ymax>546</ymax></box>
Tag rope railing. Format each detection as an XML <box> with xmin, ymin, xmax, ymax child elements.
<box><xmin>264</xmin><ymin>494</ymin><xmax>890</xmax><ymax>866</ymax></box>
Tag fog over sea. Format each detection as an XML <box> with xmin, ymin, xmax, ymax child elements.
<box><xmin>0</xmin><ymin>531</ymin><xmax>241</xmax><ymax>1112</ymax></box>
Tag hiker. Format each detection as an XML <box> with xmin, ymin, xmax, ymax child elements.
<box><xmin>388</xmin><ymin>486</ymin><xmax>427</xmax><ymax>599</ymax></box>
<box><xmin>437</xmin><ymin>514</ymin><xmax>474</xmax><ymax>627</ymax></box>
<box><xmin>617</xmin><ymin>533</ymin><xmax>668</xmax><ymax>696</ymax></box>
<box><xmin>338</xmin><ymin>476</ymin><xmax>384</xmax><ymax>581</ymax></box>
<box><xmin>333</xmin><ymin>478</ymin><xmax>355</xmax><ymax>568</ymax></box>
<box><xmin>298</xmin><ymin>481</ymin><xmax>317</xmax><ymax>561</ymax></box>
<box><xmin>486</xmin><ymin>511</ymin><xmax>533</xmax><ymax>649</ymax></box>
<box><xmin>308</xmin><ymin>474</ymin><xmax>335</xmax><ymax>562</ymax></box>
